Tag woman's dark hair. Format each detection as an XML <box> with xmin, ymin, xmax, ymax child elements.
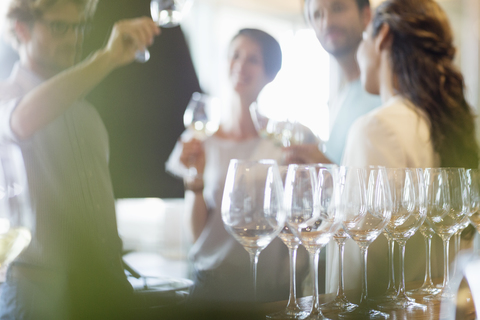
<box><xmin>372</xmin><ymin>0</ymin><xmax>478</xmax><ymax>168</ymax></box>
<box><xmin>232</xmin><ymin>28</ymin><xmax>282</xmax><ymax>79</ymax></box>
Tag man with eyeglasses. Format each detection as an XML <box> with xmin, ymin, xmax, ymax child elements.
<box><xmin>0</xmin><ymin>0</ymin><xmax>159</xmax><ymax>319</ymax></box>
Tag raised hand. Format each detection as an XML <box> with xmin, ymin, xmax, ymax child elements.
<box><xmin>104</xmin><ymin>17</ymin><xmax>160</xmax><ymax>67</ymax></box>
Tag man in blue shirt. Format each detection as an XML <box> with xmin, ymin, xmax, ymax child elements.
<box><xmin>285</xmin><ymin>0</ymin><xmax>380</xmax><ymax>165</ymax></box>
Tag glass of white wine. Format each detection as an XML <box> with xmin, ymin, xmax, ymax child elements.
<box><xmin>221</xmin><ymin>159</ymin><xmax>285</xmax><ymax>300</ymax></box>
<box><xmin>285</xmin><ymin>164</ymin><xmax>341</xmax><ymax>320</ymax></box>
<box><xmin>182</xmin><ymin>92</ymin><xmax>219</xmax><ymax>181</ymax></box>
<box><xmin>378</xmin><ymin>168</ymin><xmax>427</xmax><ymax>310</ymax></box>
<box><xmin>135</xmin><ymin>0</ymin><xmax>192</xmax><ymax>62</ymax></box>
<box><xmin>0</xmin><ymin>145</ymin><xmax>33</xmax><ymax>268</ymax></box>
<box><xmin>423</xmin><ymin>168</ymin><xmax>469</xmax><ymax>302</ymax></box>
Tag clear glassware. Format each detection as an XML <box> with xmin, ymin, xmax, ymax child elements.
<box><xmin>378</xmin><ymin>168</ymin><xmax>427</xmax><ymax>310</ymax></box>
<box><xmin>423</xmin><ymin>168</ymin><xmax>470</xmax><ymax>302</ymax></box>
<box><xmin>182</xmin><ymin>92</ymin><xmax>219</xmax><ymax>181</ymax></box>
<box><xmin>136</xmin><ymin>0</ymin><xmax>192</xmax><ymax>62</ymax></box>
<box><xmin>221</xmin><ymin>159</ymin><xmax>285</xmax><ymax>300</ymax></box>
<box><xmin>467</xmin><ymin>169</ymin><xmax>480</xmax><ymax>241</ymax></box>
<box><xmin>0</xmin><ymin>145</ymin><xmax>33</xmax><ymax>267</ymax></box>
<box><xmin>406</xmin><ymin>220</ymin><xmax>441</xmax><ymax>296</ymax></box>
<box><xmin>249</xmin><ymin>102</ymin><xmax>323</xmax><ymax>152</ymax></box>
<box><xmin>267</xmin><ymin>165</ymin><xmax>309</xmax><ymax>320</ymax></box>
<box><xmin>284</xmin><ymin>164</ymin><xmax>340</xmax><ymax>320</ymax></box>
<box><xmin>339</xmin><ymin>167</ymin><xmax>392</xmax><ymax>320</ymax></box>
<box><xmin>319</xmin><ymin>227</ymin><xmax>357</xmax><ymax>312</ymax></box>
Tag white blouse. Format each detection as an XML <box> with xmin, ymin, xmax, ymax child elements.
<box><xmin>326</xmin><ymin>95</ymin><xmax>443</xmax><ymax>297</ymax></box>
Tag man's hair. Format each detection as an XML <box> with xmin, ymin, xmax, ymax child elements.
<box><xmin>304</xmin><ymin>0</ymin><xmax>371</xmax><ymax>23</ymax></box>
<box><xmin>4</xmin><ymin>0</ymin><xmax>98</xmax><ymax>48</ymax></box>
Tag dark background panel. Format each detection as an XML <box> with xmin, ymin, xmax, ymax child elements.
<box><xmin>84</xmin><ymin>0</ymin><xmax>200</xmax><ymax>198</ymax></box>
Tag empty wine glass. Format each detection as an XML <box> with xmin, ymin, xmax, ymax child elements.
<box><xmin>135</xmin><ymin>0</ymin><xmax>192</xmax><ymax>62</ymax></box>
<box><xmin>339</xmin><ymin>167</ymin><xmax>392</xmax><ymax>320</ymax></box>
<box><xmin>467</xmin><ymin>169</ymin><xmax>480</xmax><ymax>242</ymax></box>
<box><xmin>221</xmin><ymin>159</ymin><xmax>285</xmax><ymax>300</ymax></box>
<box><xmin>423</xmin><ymin>168</ymin><xmax>470</xmax><ymax>302</ymax></box>
<box><xmin>267</xmin><ymin>165</ymin><xmax>310</xmax><ymax>320</ymax></box>
<box><xmin>0</xmin><ymin>145</ymin><xmax>33</xmax><ymax>268</ymax></box>
<box><xmin>182</xmin><ymin>92</ymin><xmax>219</xmax><ymax>181</ymax></box>
<box><xmin>285</xmin><ymin>164</ymin><xmax>340</xmax><ymax>320</ymax></box>
<box><xmin>378</xmin><ymin>168</ymin><xmax>427</xmax><ymax>310</ymax></box>
<box><xmin>406</xmin><ymin>220</ymin><xmax>441</xmax><ymax>297</ymax></box>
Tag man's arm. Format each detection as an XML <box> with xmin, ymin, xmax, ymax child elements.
<box><xmin>11</xmin><ymin>17</ymin><xmax>160</xmax><ymax>140</ymax></box>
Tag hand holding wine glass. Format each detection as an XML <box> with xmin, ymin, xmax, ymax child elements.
<box><xmin>135</xmin><ymin>0</ymin><xmax>192</xmax><ymax>62</ymax></box>
<box><xmin>0</xmin><ymin>145</ymin><xmax>33</xmax><ymax>267</ymax></box>
<box><xmin>181</xmin><ymin>92</ymin><xmax>219</xmax><ymax>186</ymax></box>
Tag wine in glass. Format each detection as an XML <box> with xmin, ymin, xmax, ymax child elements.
<box><xmin>0</xmin><ymin>145</ymin><xmax>33</xmax><ymax>267</ymax></box>
<box><xmin>339</xmin><ymin>167</ymin><xmax>392</xmax><ymax>320</ymax></box>
<box><xmin>378</xmin><ymin>168</ymin><xmax>427</xmax><ymax>310</ymax></box>
<box><xmin>221</xmin><ymin>159</ymin><xmax>285</xmax><ymax>300</ymax></box>
<box><xmin>182</xmin><ymin>92</ymin><xmax>219</xmax><ymax>181</ymax></box>
<box><xmin>285</xmin><ymin>164</ymin><xmax>341</xmax><ymax>320</ymax></box>
<box><xmin>135</xmin><ymin>0</ymin><xmax>192</xmax><ymax>62</ymax></box>
<box><xmin>423</xmin><ymin>168</ymin><xmax>470</xmax><ymax>302</ymax></box>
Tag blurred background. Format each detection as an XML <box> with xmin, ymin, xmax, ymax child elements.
<box><xmin>0</xmin><ymin>0</ymin><xmax>478</xmax><ymax>279</ymax></box>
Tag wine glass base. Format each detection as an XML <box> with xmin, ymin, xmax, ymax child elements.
<box><xmin>302</xmin><ymin>309</ymin><xmax>331</xmax><ymax>320</ymax></box>
<box><xmin>266</xmin><ymin>309</ymin><xmax>310</xmax><ymax>319</ymax></box>
<box><xmin>423</xmin><ymin>290</ymin><xmax>455</xmax><ymax>302</ymax></box>
<box><xmin>368</xmin><ymin>292</ymin><xmax>398</xmax><ymax>304</ymax></box>
<box><xmin>320</xmin><ymin>296</ymin><xmax>357</xmax><ymax>312</ymax></box>
<box><xmin>377</xmin><ymin>296</ymin><xmax>427</xmax><ymax>311</ymax></box>
<box><xmin>407</xmin><ymin>285</ymin><xmax>441</xmax><ymax>297</ymax></box>
<box><xmin>339</xmin><ymin>306</ymin><xmax>389</xmax><ymax>320</ymax></box>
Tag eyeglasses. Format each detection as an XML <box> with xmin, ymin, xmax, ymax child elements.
<box><xmin>38</xmin><ymin>19</ymin><xmax>91</xmax><ymax>37</ymax></box>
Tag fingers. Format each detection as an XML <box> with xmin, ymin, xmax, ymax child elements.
<box><xmin>105</xmin><ymin>17</ymin><xmax>161</xmax><ymax>66</ymax></box>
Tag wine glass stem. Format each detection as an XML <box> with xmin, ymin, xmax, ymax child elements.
<box><xmin>397</xmin><ymin>240</ymin><xmax>407</xmax><ymax>298</ymax></box>
<box><xmin>249</xmin><ymin>249</ymin><xmax>261</xmax><ymax>301</ymax></box>
<box><xmin>424</xmin><ymin>235</ymin><xmax>434</xmax><ymax>287</ymax></box>
<box><xmin>337</xmin><ymin>239</ymin><xmax>347</xmax><ymax>298</ymax></box>
<box><xmin>310</xmin><ymin>249</ymin><xmax>321</xmax><ymax>313</ymax></box>
<box><xmin>359</xmin><ymin>246</ymin><xmax>369</xmax><ymax>308</ymax></box>
<box><xmin>286</xmin><ymin>245</ymin><xmax>299</xmax><ymax>310</ymax></box>
<box><xmin>387</xmin><ymin>238</ymin><xmax>396</xmax><ymax>292</ymax></box>
<box><xmin>453</xmin><ymin>232</ymin><xmax>461</xmax><ymax>278</ymax></box>
<box><xmin>442</xmin><ymin>238</ymin><xmax>451</xmax><ymax>289</ymax></box>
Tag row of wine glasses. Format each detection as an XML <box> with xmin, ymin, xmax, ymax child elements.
<box><xmin>221</xmin><ymin>163</ymin><xmax>480</xmax><ymax>319</ymax></box>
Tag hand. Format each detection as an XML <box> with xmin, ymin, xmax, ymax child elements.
<box><xmin>283</xmin><ymin>144</ymin><xmax>333</xmax><ymax>165</ymax></box>
<box><xmin>180</xmin><ymin>138</ymin><xmax>206</xmax><ymax>176</ymax></box>
<box><xmin>104</xmin><ymin>17</ymin><xmax>160</xmax><ymax>67</ymax></box>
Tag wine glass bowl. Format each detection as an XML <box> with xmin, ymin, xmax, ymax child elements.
<box><xmin>136</xmin><ymin>0</ymin><xmax>192</xmax><ymax>62</ymax></box>
<box><xmin>183</xmin><ymin>92</ymin><xmax>219</xmax><ymax>141</ymax></box>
